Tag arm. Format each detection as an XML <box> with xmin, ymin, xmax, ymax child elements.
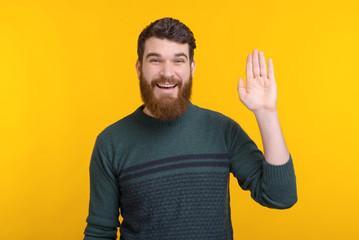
<box><xmin>238</xmin><ymin>49</ymin><xmax>289</xmax><ymax>165</ymax></box>
<box><xmin>228</xmin><ymin>121</ymin><xmax>297</xmax><ymax>209</ymax></box>
<box><xmin>84</xmin><ymin>135</ymin><xmax>120</xmax><ymax>240</ymax></box>
<box><xmin>230</xmin><ymin>49</ymin><xmax>297</xmax><ymax>209</ymax></box>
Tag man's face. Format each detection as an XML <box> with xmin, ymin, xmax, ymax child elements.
<box><xmin>136</xmin><ymin>37</ymin><xmax>196</xmax><ymax>121</ymax></box>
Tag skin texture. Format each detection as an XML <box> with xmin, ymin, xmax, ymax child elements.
<box><xmin>238</xmin><ymin>49</ymin><xmax>290</xmax><ymax>165</ymax></box>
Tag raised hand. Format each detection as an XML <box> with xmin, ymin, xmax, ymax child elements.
<box><xmin>238</xmin><ymin>49</ymin><xmax>277</xmax><ymax>113</ymax></box>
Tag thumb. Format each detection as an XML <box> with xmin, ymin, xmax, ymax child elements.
<box><xmin>237</xmin><ymin>78</ymin><xmax>247</xmax><ymax>101</ymax></box>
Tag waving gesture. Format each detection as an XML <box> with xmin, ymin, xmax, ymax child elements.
<box><xmin>238</xmin><ymin>49</ymin><xmax>277</xmax><ymax>113</ymax></box>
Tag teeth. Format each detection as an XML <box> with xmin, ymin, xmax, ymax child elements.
<box><xmin>157</xmin><ymin>84</ymin><xmax>176</xmax><ymax>88</ymax></box>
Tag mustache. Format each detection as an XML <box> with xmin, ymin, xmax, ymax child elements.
<box><xmin>151</xmin><ymin>77</ymin><xmax>182</xmax><ymax>87</ymax></box>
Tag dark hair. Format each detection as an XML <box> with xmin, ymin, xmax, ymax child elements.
<box><xmin>137</xmin><ymin>17</ymin><xmax>196</xmax><ymax>64</ymax></box>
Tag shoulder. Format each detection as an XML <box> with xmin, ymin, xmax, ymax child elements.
<box><xmin>192</xmin><ymin>104</ymin><xmax>248</xmax><ymax>139</ymax></box>
<box><xmin>192</xmin><ymin>104</ymin><xmax>238</xmax><ymax>126</ymax></box>
<box><xmin>96</xmin><ymin>107</ymin><xmax>142</xmax><ymax>145</ymax></box>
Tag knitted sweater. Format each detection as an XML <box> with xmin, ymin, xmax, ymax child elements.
<box><xmin>84</xmin><ymin>103</ymin><xmax>297</xmax><ymax>240</ymax></box>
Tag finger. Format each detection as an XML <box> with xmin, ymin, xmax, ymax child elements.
<box><xmin>237</xmin><ymin>78</ymin><xmax>247</xmax><ymax>100</ymax></box>
<box><xmin>259</xmin><ymin>51</ymin><xmax>267</xmax><ymax>78</ymax></box>
<box><xmin>252</xmin><ymin>49</ymin><xmax>260</xmax><ymax>78</ymax></box>
<box><xmin>246</xmin><ymin>54</ymin><xmax>254</xmax><ymax>80</ymax></box>
<box><xmin>268</xmin><ymin>58</ymin><xmax>275</xmax><ymax>79</ymax></box>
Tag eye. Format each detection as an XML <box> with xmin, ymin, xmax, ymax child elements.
<box><xmin>175</xmin><ymin>59</ymin><xmax>185</xmax><ymax>63</ymax></box>
<box><xmin>150</xmin><ymin>58</ymin><xmax>160</xmax><ymax>63</ymax></box>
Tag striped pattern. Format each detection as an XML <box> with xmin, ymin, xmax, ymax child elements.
<box><xmin>119</xmin><ymin>154</ymin><xmax>230</xmax><ymax>183</ymax></box>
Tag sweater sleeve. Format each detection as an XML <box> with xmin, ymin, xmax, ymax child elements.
<box><xmin>84</xmin><ymin>135</ymin><xmax>121</xmax><ymax>240</ymax></box>
<box><xmin>228</xmin><ymin>121</ymin><xmax>297</xmax><ymax>209</ymax></box>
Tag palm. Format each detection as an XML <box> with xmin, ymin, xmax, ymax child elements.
<box><xmin>238</xmin><ymin>49</ymin><xmax>277</xmax><ymax>113</ymax></box>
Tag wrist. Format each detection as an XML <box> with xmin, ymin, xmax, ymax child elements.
<box><xmin>254</xmin><ymin>109</ymin><xmax>280</xmax><ymax>132</ymax></box>
<box><xmin>253</xmin><ymin>108</ymin><xmax>278</xmax><ymax>118</ymax></box>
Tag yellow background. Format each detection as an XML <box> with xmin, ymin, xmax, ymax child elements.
<box><xmin>1</xmin><ymin>0</ymin><xmax>358</xmax><ymax>239</ymax></box>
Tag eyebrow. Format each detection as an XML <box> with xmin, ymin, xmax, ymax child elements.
<box><xmin>145</xmin><ymin>52</ymin><xmax>161</xmax><ymax>59</ymax></box>
<box><xmin>145</xmin><ymin>52</ymin><xmax>189</xmax><ymax>60</ymax></box>
<box><xmin>174</xmin><ymin>53</ymin><xmax>188</xmax><ymax>60</ymax></box>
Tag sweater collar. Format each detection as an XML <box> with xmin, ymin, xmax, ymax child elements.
<box><xmin>133</xmin><ymin>102</ymin><xmax>195</xmax><ymax>128</ymax></box>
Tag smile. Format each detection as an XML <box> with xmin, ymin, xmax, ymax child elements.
<box><xmin>156</xmin><ymin>84</ymin><xmax>177</xmax><ymax>89</ymax></box>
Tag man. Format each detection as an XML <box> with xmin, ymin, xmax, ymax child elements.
<box><xmin>84</xmin><ymin>17</ymin><xmax>297</xmax><ymax>240</ymax></box>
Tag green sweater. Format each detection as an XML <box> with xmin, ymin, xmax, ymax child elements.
<box><xmin>84</xmin><ymin>103</ymin><xmax>297</xmax><ymax>240</ymax></box>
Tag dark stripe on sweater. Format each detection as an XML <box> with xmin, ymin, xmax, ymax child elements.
<box><xmin>121</xmin><ymin>153</ymin><xmax>229</xmax><ymax>175</ymax></box>
<box><xmin>119</xmin><ymin>161</ymin><xmax>229</xmax><ymax>182</ymax></box>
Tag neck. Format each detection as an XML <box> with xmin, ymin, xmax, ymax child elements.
<box><xmin>142</xmin><ymin>106</ymin><xmax>156</xmax><ymax>118</ymax></box>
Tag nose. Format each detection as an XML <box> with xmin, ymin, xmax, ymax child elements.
<box><xmin>159</xmin><ymin>61</ymin><xmax>174</xmax><ymax>79</ymax></box>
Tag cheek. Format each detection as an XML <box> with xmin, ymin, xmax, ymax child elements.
<box><xmin>180</xmin><ymin>69</ymin><xmax>191</xmax><ymax>81</ymax></box>
<box><xmin>142</xmin><ymin>67</ymin><xmax>159</xmax><ymax>80</ymax></box>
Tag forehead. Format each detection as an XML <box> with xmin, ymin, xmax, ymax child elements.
<box><xmin>144</xmin><ymin>37</ymin><xmax>189</xmax><ymax>57</ymax></box>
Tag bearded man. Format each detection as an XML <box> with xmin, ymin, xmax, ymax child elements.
<box><xmin>84</xmin><ymin>17</ymin><xmax>297</xmax><ymax>240</ymax></box>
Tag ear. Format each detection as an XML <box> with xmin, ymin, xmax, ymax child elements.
<box><xmin>135</xmin><ymin>59</ymin><xmax>141</xmax><ymax>79</ymax></box>
<box><xmin>190</xmin><ymin>59</ymin><xmax>196</xmax><ymax>76</ymax></box>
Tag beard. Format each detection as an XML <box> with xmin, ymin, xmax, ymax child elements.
<box><xmin>139</xmin><ymin>71</ymin><xmax>192</xmax><ymax>121</ymax></box>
